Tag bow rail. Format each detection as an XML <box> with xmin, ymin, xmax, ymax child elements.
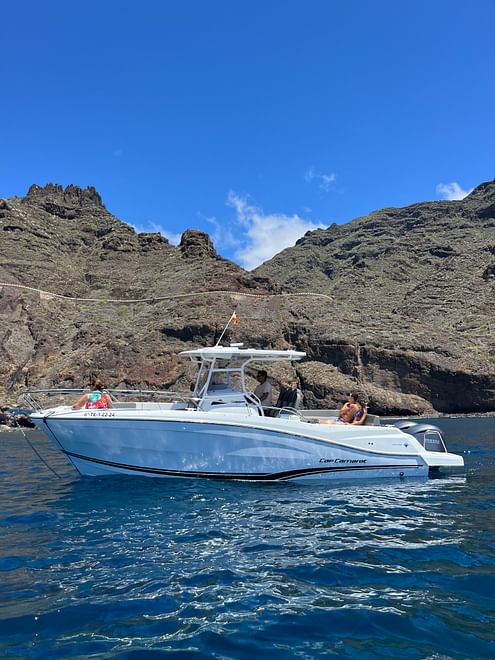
<box><xmin>22</xmin><ymin>388</ymin><xmax>199</xmax><ymax>412</ymax></box>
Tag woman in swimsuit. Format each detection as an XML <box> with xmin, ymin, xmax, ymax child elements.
<box><xmin>339</xmin><ymin>392</ymin><xmax>367</xmax><ymax>424</ymax></box>
<box><xmin>72</xmin><ymin>378</ymin><xmax>113</xmax><ymax>410</ymax></box>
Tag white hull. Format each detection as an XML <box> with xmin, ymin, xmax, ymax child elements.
<box><xmin>31</xmin><ymin>408</ymin><xmax>462</xmax><ymax>481</ymax></box>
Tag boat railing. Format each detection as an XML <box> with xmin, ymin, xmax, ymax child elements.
<box><xmin>22</xmin><ymin>388</ymin><xmax>199</xmax><ymax>412</ymax></box>
<box><xmin>263</xmin><ymin>405</ymin><xmax>303</xmax><ymax>419</ymax></box>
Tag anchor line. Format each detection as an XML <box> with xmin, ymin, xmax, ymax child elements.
<box><xmin>13</xmin><ymin>416</ymin><xmax>62</xmax><ymax>479</ymax></box>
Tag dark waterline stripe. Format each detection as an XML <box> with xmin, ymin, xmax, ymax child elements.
<box><xmin>64</xmin><ymin>450</ymin><xmax>421</xmax><ymax>481</ymax></box>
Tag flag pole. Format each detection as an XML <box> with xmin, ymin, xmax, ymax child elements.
<box><xmin>215</xmin><ymin>310</ymin><xmax>238</xmax><ymax>346</ymax></box>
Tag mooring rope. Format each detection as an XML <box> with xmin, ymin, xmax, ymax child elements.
<box><xmin>12</xmin><ymin>416</ymin><xmax>62</xmax><ymax>479</ymax></box>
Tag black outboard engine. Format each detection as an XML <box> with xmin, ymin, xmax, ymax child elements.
<box><xmin>394</xmin><ymin>421</ymin><xmax>447</xmax><ymax>453</ymax></box>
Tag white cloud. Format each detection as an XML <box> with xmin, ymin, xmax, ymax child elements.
<box><xmin>304</xmin><ymin>167</ymin><xmax>316</xmax><ymax>183</ymax></box>
<box><xmin>436</xmin><ymin>182</ymin><xmax>473</xmax><ymax>201</ymax></box>
<box><xmin>204</xmin><ymin>214</ymin><xmax>240</xmax><ymax>249</ymax></box>
<box><xmin>305</xmin><ymin>167</ymin><xmax>336</xmax><ymax>192</ymax></box>
<box><xmin>161</xmin><ymin>230</ymin><xmax>182</xmax><ymax>245</ymax></box>
<box><xmin>132</xmin><ymin>220</ymin><xmax>181</xmax><ymax>245</ymax></box>
<box><xmin>226</xmin><ymin>192</ymin><xmax>326</xmax><ymax>270</ymax></box>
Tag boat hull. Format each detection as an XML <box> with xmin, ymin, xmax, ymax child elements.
<box><xmin>32</xmin><ymin>412</ymin><xmax>431</xmax><ymax>481</ymax></box>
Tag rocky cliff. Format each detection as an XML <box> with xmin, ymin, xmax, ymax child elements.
<box><xmin>254</xmin><ymin>180</ymin><xmax>495</xmax><ymax>413</ymax></box>
<box><xmin>1</xmin><ymin>181</ymin><xmax>495</xmax><ymax>414</ymax></box>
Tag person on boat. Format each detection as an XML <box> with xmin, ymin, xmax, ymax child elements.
<box><xmin>292</xmin><ymin>380</ymin><xmax>304</xmax><ymax>409</ymax></box>
<box><xmin>254</xmin><ymin>370</ymin><xmax>273</xmax><ymax>408</ymax></box>
<box><xmin>351</xmin><ymin>395</ymin><xmax>367</xmax><ymax>425</ymax></box>
<box><xmin>339</xmin><ymin>392</ymin><xmax>367</xmax><ymax>425</ymax></box>
<box><xmin>72</xmin><ymin>378</ymin><xmax>113</xmax><ymax>410</ymax></box>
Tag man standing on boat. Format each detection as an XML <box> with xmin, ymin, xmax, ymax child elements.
<box><xmin>254</xmin><ymin>370</ymin><xmax>273</xmax><ymax>409</ymax></box>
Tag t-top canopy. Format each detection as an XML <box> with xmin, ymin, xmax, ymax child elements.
<box><xmin>180</xmin><ymin>345</ymin><xmax>306</xmax><ymax>362</ymax></box>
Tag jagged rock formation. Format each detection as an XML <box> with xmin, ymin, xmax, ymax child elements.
<box><xmin>1</xmin><ymin>181</ymin><xmax>495</xmax><ymax>414</ymax></box>
<box><xmin>0</xmin><ymin>184</ymin><xmax>281</xmax><ymax>406</ymax></box>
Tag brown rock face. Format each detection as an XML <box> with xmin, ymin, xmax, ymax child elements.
<box><xmin>23</xmin><ymin>183</ymin><xmax>105</xmax><ymax>220</ymax></box>
<box><xmin>1</xmin><ymin>181</ymin><xmax>495</xmax><ymax>414</ymax></box>
<box><xmin>253</xmin><ymin>180</ymin><xmax>495</xmax><ymax>412</ymax></box>
<box><xmin>180</xmin><ymin>230</ymin><xmax>218</xmax><ymax>259</ymax></box>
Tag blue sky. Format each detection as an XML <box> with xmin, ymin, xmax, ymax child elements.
<box><xmin>2</xmin><ymin>1</ymin><xmax>494</xmax><ymax>269</ymax></box>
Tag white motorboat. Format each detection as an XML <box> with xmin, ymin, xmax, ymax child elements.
<box><xmin>26</xmin><ymin>343</ymin><xmax>464</xmax><ymax>482</ymax></box>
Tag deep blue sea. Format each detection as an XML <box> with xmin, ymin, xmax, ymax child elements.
<box><xmin>1</xmin><ymin>419</ymin><xmax>494</xmax><ymax>659</ymax></box>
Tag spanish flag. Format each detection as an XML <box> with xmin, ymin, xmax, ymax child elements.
<box><xmin>231</xmin><ymin>311</ymin><xmax>238</xmax><ymax>325</ymax></box>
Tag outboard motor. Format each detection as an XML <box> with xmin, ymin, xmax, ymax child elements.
<box><xmin>393</xmin><ymin>420</ymin><xmax>422</xmax><ymax>432</ymax></box>
<box><xmin>394</xmin><ymin>421</ymin><xmax>447</xmax><ymax>453</ymax></box>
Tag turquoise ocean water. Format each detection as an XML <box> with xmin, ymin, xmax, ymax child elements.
<box><xmin>1</xmin><ymin>419</ymin><xmax>494</xmax><ymax>659</ymax></box>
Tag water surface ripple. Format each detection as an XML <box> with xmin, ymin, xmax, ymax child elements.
<box><xmin>1</xmin><ymin>421</ymin><xmax>494</xmax><ymax>658</ymax></box>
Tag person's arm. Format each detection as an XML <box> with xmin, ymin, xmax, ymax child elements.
<box><xmin>255</xmin><ymin>383</ymin><xmax>269</xmax><ymax>402</ymax></box>
<box><xmin>102</xmin><ymin>393</ymin><xmax>113</xmax><ymax>409</ymax></box>
<box><xmin>295</xmin><ymin>389</ymin><xmax>303</xmax><ymax>409</ymax></box>
<box><xmin>72</xmin><ymin>394</ymin><xmax>88</xmax><ymax>410</ymax></box>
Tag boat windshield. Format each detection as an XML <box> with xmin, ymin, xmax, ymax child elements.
<box><xmin>193</xmin><ymin>356</ymin><xmax>246</xmax><ymax>399</ymax></box>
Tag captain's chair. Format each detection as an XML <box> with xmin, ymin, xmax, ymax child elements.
<box><xmin>275</xmin><ymin>387</ymin><xmax>299</xmax><ymax>410</ymax></box>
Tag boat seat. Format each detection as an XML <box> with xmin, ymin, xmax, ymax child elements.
<box><xmin>275</xmin><ymin>388</ymin><xmax>299</xmax><ymax>409</ymax></box>
<box><xmin>301</xmin><ymin>411</ymin><xmax>381</xmax><ymax>426</ymax></box>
